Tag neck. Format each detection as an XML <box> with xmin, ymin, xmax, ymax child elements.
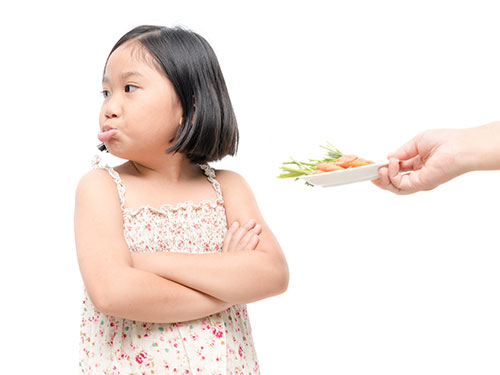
<box><xmin>129</xmin><ymin>152</ymin><xmax>200</xmax><ymax>183</ymax></box>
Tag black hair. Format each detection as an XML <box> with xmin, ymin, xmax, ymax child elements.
<box><xmin>98</xmin><ymin>25</ymin><xmax>238</xmax><ymax>164</ymax></box>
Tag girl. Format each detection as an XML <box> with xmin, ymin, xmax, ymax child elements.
<box><xmin>75</xmin><ymin>25</ymin><xmax>289</xmax><ymax>374</ymax></box>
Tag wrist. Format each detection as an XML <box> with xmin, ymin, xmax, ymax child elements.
<box><xmin>458</xmin><ymin>127</ymin><xmax>481</xmax><ymax>173</ymax></box>
<box><xmin>461</xmin><ymin>121</ymin><xmax>500</xmax><ymax>172</ymax></box>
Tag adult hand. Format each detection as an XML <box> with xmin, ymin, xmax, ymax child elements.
<box><xmin>222</xmin><ymin>219</ymin><xmax>262</xmax><ymax>252</ymax></box>
<box><xmin>372</xmin><ymin>128</ymin><xmax>470</xmax><ymax>194</ymax></box>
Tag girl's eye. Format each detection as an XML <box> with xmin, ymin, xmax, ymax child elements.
<box><xmin>125</xmin><ymin>84</ymin><xmax>138</xmax><ymax>93</ymax></box>
<box><xmin>101</xmin><ymin>90</ymin><xmax>110</xmax><ymax>98</ymax></box>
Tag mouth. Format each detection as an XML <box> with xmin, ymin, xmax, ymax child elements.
<box><xmin>98</xmin><ymin>126</ymin><xmax>117</xmax><ymax>142</ymax></box>
<box><xmin>101</xmin><ymin>125</ymin><xmax>115</xmax><ymax>132</ymax></box>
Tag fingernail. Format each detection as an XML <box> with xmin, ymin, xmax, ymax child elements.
<box><xmin>232</xmin><ymin>221</ymin><xmax>239</xmax><ymax>228</ymax></box>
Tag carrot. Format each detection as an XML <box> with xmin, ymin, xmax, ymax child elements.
<box><xmin>344</xmin><ymin>157</ymin><xmax>374</xmax><ymax>168</ymax></box>
<box><xmin>278</xmin><ymin>143</ymin><xmax>376</xmax><ymax>186</ymax></box>
<box><xmin>335</xmin><ymin>155</ymin><xmax>358</xmax><ymax>167</ymax></box>
<box><xmin>317</xmin><ymin>162</ymin><xmax>344</xmax><ymax>172</ymax></box>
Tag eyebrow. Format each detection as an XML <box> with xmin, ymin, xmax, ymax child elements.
<box><xmin>102</xmin><ymin>71</ymin><xmax>144</xmax><ymax>84</ymax></box>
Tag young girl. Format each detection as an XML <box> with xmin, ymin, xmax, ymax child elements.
<box><xmin>75</xmin><ymin>25</ymin><xmax>289</xmax><ymax>374</ymax></box>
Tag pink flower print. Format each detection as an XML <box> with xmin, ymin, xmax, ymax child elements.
<box><xmin>145</xmin><ymin>223</ymin><xmax>151</xmax><ymax>231</ymax></box>
<box><xmin>212</xmin><ymin>328</ymin><xmax>223</xmax><ymax>338</ymax></box>
<box><xmin>135</xmin><ymin>350</ymin><xmax>148</xmax><ymax>364</ymax></box>
<box><xmin>238</xmin><ymin>346</ymin><xmax>243</xmax><ymax>357</ymax></box>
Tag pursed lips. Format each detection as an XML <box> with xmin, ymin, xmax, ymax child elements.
<box><xmin>101</xmin><ymin>125</ymin><xmax>116</xmax><ymax>132</ymax></box>
<box><xmin>98</xmin><ymin>126</ymin><xmax>118</xmax><ymax>142</ymax></box>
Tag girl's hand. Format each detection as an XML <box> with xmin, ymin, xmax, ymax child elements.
<box><xmin>222</xmin><ymin>219</ymin><xmax>262</xmax><ymax>252</ymax></box>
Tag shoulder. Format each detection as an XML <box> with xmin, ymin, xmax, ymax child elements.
<box><xmin>77</xmin><ymin>160</ymin><xmax>131</xmax><ymax>190</ymax></box>
<box><xmin>75</xmin><ymin>167</ymin><xmax>122</xmax><ymax>212</ymax></box>
<box><xmin>76</xmin><ymin>167</ymin><xmax>115</xmax><ymax>194</ymax></box>
<box><xmin>214</xmin><ymin>169</ymin><xmax>260</xmax><ymax>218</ymax></box>
<box><xmin>214</xmin><ymin>169</ymin><xmax>253</xmax><ymax>195</ymax></box>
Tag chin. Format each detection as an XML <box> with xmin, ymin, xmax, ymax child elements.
<box><xmin>103</xmin><ymin>141</ymin><xmax>129</xmax><ymax>161</ymax></box>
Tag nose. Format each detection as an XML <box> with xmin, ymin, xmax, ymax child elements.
<box><xmin>103</xmin><ymin>96</ymin><xmax>122</xmax><ymax>119</ymax></box>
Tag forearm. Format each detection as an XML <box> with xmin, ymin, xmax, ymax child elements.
<box><xmin>133</xmin><ymin>250</ymin><xmax>289</xmax><ymax>304</ymax></box>
<box><xmin>462</xmin><ymin>121</ymin><xmax>500</xmax><ymax>172</ymax></box>
<box><xmin>93</xmin><ymin>266</ymin><xmax>231</xmax><ymax>323</ymax></box>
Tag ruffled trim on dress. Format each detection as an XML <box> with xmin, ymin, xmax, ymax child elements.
<box><xmin>89</xmin><ymin>155</ymin><xmax>224</xmax><ymax>216</ymax></box>
<box><xmin>123</xmin><ymin>199</ymin><xmax>223</xmax><ymax>217</ymax></box>
<box><xmin>90</xmin><ymin>154</ymin><xmax>102</xmax><ymax>169</ymax></box>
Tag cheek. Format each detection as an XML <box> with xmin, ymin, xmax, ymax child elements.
<box><xmin>147</xmin><ymin>97</ymin><xmax>182</xmax><ymax>130</ymax></box>
<box><xmin>98</xmin><ymin>106</ymin><xmax>106</xmax><ymax>125</ymax></box>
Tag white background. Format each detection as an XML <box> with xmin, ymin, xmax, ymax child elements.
<box><xmin>1</xmin><ymin>0</ymin><xmax>499</xmax><ymax>374</ymax></box>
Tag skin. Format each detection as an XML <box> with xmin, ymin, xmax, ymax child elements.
<box><xmin>74</xmin><ymin>40</ymin><xmax>289</xmax><ymax>323</ymax></box>
<box><xmin>372</xmin><ymin>121</ymin><xmax>500</xmax><ymax>194</ymax></box>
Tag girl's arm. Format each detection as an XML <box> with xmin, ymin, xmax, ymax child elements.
<box><xmin>131</xmin><ymin>170</ymin><xmax>289</xmax><ymax>305</ymax></box>
<box><xmin>75</xmin><ymin>169</ymin><xmax>231</xmax><ymax>323</ymax></box>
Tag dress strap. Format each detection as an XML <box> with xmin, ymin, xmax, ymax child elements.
<box><xmin>91</xmin><ymin>154</ymin><xmax>126</xmax><ymax>211</ymax></box>
<box><xmin>199</xmin><ymin>164</ymin><xmax>223</xmax><ymax>202</ymax></box>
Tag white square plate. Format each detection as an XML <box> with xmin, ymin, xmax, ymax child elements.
<box><xmin>299</xmin><ymin>162</ymin><xmax>388</xmax><ymax>187</ymax></box>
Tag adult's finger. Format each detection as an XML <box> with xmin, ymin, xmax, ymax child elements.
<box><xmin>387</xmin><ymin>157</ymin><xmax>404</xmax><ymax>187</ymax></box>
<box><xmin>387</xmin><ymin>166</ymin><xmax>426</xmax><ymax>195</ymax></box>
<box><xmin>398</xmin><ymin>155</ymin><xmax>424</xmax><ymax>172</ymax></box>
<box><xmin>373</xmin><ymin>165</ymin><xmax>405</xmax><ymax>194</ymax></box>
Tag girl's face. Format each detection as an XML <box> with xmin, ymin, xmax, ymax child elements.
<box><xmin>99</xmin><ymin>41</ymin><xmax>183</xmax><ymax>160</ymax></box>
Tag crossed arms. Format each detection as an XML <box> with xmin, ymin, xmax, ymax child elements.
<box><xmin>74</xmin><ymin>168</ymin><xmax>289</xmax><ymax>323</ymax></box>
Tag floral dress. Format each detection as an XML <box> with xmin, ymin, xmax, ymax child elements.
<box><xmin>79</xmin><ymin>156</ymin><xmax>260</xmax><ymax>375</ymax></box>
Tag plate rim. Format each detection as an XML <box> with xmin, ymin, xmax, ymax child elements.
<box><xmin>298</xmin><ymin>161</ymin><xmax>388</xmax><ymax>186</ymax></box>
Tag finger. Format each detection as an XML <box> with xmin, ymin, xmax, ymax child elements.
<box><xmin>386</xmin><ymin>159</ymin><xmax>423</xmax><ymax>195</ymax></box>
<box><xmin>246</xmin><ymin>234</ymin><xmax>260</xmax><ymax>250</ymax></box>
<box><xmin>397</xmin><ymin>155</ymin><xmax>425</xmax><ymax>172</ymax></box>
<box><xmin>387</xmin><ymin>157</ymin><xmax>403</xmax><ymax>186</ymax></box>
<box><xmin>375</xmin><ymin>166</ymin><xmax>391</xmax><ymax>188</ymax></box>
<box><xmin>371</xmin><ymin>178</ymin><xmax>381</xmax><ymax>188</ymax></box>
<box><xmin>393</xmin><ymin>169</ymin><xmax>429</xmax><ymax>194</ymax></box>
<box><xmin>222</xmin><ymin>221</ymin><xmax>239</xmax><ymax>252</ymax></box>
<box><xmin>375</xmin><ymin>164</ymin><xmax>405</xmax><ymax>194</ymax></box>
<box><xmin>239</xmin><ymin>224</ymin><xmax>262</xmax><ymax>250</ymax></box>
<box><xmin>228</xmin><ymin>219</ymin><xmax>256</xmax><ymax>250</ymax></box>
